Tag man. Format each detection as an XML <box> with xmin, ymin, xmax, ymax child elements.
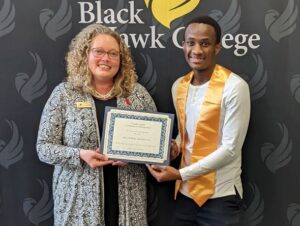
<box><xmin>147</xmin><ymin>15</ymin><xmax>250</xmax><ymax>226</ymax></box>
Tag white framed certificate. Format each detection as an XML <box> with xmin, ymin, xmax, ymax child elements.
<box><xmin>100</xmin><ymin>107</ymin><xmax>174</xmax><ymax>165</ymax></box>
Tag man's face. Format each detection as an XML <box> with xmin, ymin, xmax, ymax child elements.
<box><xmin>183</xmin><ymin>23</ymin><xmax>221</xmax><ymax>72</ymax></box>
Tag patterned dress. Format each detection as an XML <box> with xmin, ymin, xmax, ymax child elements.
<box><xmin>36</xmin><ymin>82</ymin><xmax>157</xmax><ymax>226</ymax></box>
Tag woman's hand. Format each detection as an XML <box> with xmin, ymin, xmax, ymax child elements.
<box><xmin>80</xmin><ymin>148</ymin><xmax>113</xmax><ymax>169</ymax></box>
<box><xmin>170</xmin><ymin>139</ymin><xmax>180</xmax><ymax>160</ymax></box>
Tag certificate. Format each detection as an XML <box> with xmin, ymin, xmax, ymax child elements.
<box><xmin>100</xmin><ymin>107</ymin><xmax>174</xmax><ymax>165</ymax></box>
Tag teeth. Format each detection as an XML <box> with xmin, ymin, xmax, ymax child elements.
<box><xmin>190</xmin><ymin>56</ymin><xmax>203</xmax><ymax>59</ymax></box>
<box><xmin>99</xmin><ymin>64</ymin><xmax>110</xmax><ymax>69</ymax></box>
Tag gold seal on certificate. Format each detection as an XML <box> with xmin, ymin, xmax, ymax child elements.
<box><xmin>100</xmin><ymin>107</ymin><xmax>174</xmax><ymax>165</ymax></box>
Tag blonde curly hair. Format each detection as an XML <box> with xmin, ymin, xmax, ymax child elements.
<box><xmin>66</xmin><ymin>23</ymin><xmax>137</xmax><ymax>97</ymax></box>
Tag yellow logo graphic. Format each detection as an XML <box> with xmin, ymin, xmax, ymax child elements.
<box><xmin>144</xmin><ymin>0</ymin><xmax>200</xmax><ymax>29</ymax></box>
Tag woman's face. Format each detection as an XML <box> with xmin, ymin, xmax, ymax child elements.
<box><xmin>87</xmin><ymin>34</ymin><xmax>121</xmax><ymax>83</ymax></box>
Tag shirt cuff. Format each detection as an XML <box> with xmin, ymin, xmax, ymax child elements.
<box><xmin>179</xmin><ymin>167</ymin><xmax>192</xmax><ymax>181</ymax></box>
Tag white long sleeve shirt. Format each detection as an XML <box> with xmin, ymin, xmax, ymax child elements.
<box><xmin>172</xmin><ymin>72</ymin><xmax>250</xmax><ymax>199</ymax></box>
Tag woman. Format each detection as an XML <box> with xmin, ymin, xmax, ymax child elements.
<box><xmin>36</xmin><ymin>24</ymin><xmax>156</xmax><ymax>226</ymax></box>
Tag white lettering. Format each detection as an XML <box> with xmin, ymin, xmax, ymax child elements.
<box><xmin>149</xmin><ymin>26</ymin><xmax>164</xmax><ymax>48</ymax></box>
<box><xmin>79</xmin><ymin>3</ymin><xmax>261</xmax><ymax>51</ymax></box>
<box><xmin>248</xmin><ymin>34</ymin><xmax>260</xmax><ymax>49</ymax></box>
<box><xmin>78</xmin><ymin>2</ymin><xmax>95</xmax><ymax>23</ymax></box>
<box><xmin>222</xmin><ymin>33</ymin><xmax>261</xmax><ymax>56</ymax></box>
<box><xmin>172</xmin><ymin>26</ymin><xmax>185</xmax><ymax>49</ymax></box>
<box><xmin>95</xmin><ymin>1</ymin><xmax>102</xmax><ymax>23</ymax></box>
<box><xmin>119</xmin><ymin>33</ymin><xmax>130</xmax><ymax>47</ymax></box>
<box><xmin>129</xmin><ymin>1</ymin><xmax>143</xmax><ymax>24</ymax></box>
<box><xmin>113</xmin><ymin>26</ymin><xmax>165</xmax><ymax>48</ymax></box>
<box><xmin>117</xmin><ymin>8</ymin><xmax>129</xmax><ymax>24</ymax></box>
<box><xmin>78</xmin><ymin>1</ymin><xmax>144</xmax><ymax>24</ymax></box>
<box><xmin>103</xmin><ymin>9</ymin><xmax>116</xmax><ymax>24</ymax></box>
<box><xmin>234</xmin><ymin>34</ymin><xmax>248</xmax><ymax>56</ymax></box>
<box><xmin>129</xmin><ymin>33</ymin><xmax>150</xmax><ymax>48</ymax></box>
<box><xmin>222</xmin><ymin>34</ymin><xmax>234</xmax><ymax>48</ymax></box>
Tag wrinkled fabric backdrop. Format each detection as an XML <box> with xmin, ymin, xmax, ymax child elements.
<box><xmin>0</xmin><ymin>0</ymin><xmax>299</xmax><ymax>225</ymax></box>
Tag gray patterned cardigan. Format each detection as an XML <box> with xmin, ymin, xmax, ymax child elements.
<box><xmin>36</xmin><ymin>82</ymin><xmax>157</xmax><ymax>226</ymax></box>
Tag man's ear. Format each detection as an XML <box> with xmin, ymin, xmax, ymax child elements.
<box><xmin>215</xmin><ymin>42</ymin><xmax>222</xmax><ymax>55</ymax></box>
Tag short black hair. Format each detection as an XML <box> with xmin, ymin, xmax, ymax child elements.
<box><xmin>183</xmin><ymin>15</ymin><xmax>221</xmax><ymax>44</ymax></box>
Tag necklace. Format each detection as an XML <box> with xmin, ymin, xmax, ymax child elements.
<box><xmin>91</xmin><ymin>87</ymin><xmax>114</xmax><ymax>100</ymax></box>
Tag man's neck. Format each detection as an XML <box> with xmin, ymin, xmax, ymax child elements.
<box><xmin>192</xmin><ymin>65</ymin><xmax>216</xmax><ymax>86</ymax></box>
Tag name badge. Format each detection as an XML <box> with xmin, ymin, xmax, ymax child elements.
<box><xmin>76</xmin><ymin>101</ymin><xmax>92</xmax><ymax>108</ymax></box>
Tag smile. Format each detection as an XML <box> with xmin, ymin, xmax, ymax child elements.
<box><xmin>98</xmin><ymin>64</ymin><xmax>111</xmax><ymax>70</ymax></box>
<box><xmin>190</xmin><ymin>57</ymin><xmax>205</xmax><ymax>63</ymax></box>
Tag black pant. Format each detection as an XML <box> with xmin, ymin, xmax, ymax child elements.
<box><xmin>172</xmin><ymin>193</ymin><xmax>244</xmax><ymax>226</ymax></box>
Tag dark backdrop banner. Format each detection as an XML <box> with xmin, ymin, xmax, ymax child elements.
<box><xmin>1</xmin><ymin>0</ymin><xmax>300</xmax><ymax>225</ymax></box>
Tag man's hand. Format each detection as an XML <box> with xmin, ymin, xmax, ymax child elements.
<box><xmin>146</xmin><ymin>164</ymin><xmax>182</xmax><ymax>182</ymax></box>
<box><xmin>112</xmin><ymin>161</ymin><xmax>128</xmax><ymax>166</ymax></box>
<box><xmin>80</xmin><ymin>148</ymin><xmax>113</xmax><ymax>169</ymax></box>
<box><xmin>170</xmin><ymin>139</ymin><xmax>180</xmax><ymax>160</ymax></box>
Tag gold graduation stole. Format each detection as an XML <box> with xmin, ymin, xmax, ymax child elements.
<box><xmin>175</xmin><ymin>64</ymin><xmax>231</xmax><ymax>207</ymax></box>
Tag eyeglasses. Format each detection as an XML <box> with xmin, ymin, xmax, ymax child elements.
<box><xmin>90</xmin><ymin>48</ymin><xmax>120</xmax><ymax>59</ymax></box>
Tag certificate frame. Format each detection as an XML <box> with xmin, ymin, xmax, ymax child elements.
<box><xmin>100</xmin><ymin>107</ymin><xmax>174</xmax><ymax>165</ymax></box>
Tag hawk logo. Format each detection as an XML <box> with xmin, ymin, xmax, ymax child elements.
<box><xmin>15</xmin><ymin>52</ymin><xmax>48</xmax><ymax>103</ymax></box>
<box><xmin>144</xmin><ymin>0</ymin><xmax>200</xmax><ymax>29</ymax></box>
<box><xmin>0</xmin><ymin>0</ymin><xmax>15</xmax><ymax>37</ymax></box>
<box><xmin>265</xmin><ymin>0</ymin><xmax>298</xmax><ymax>42</ymax></box>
